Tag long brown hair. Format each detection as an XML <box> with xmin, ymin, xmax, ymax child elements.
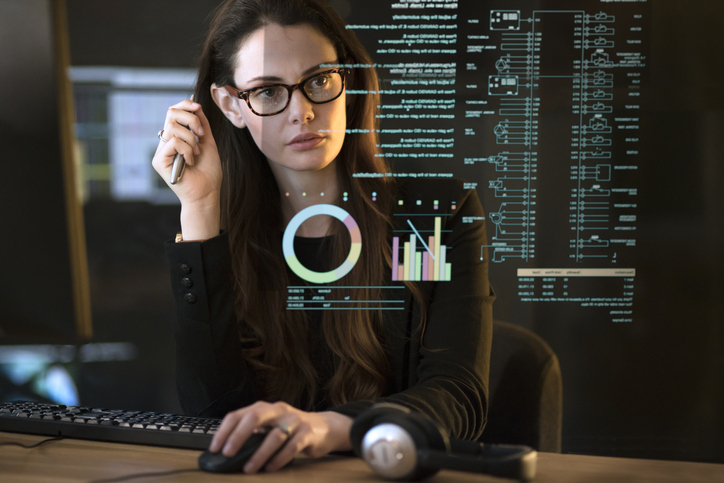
<box><xmin>194</xmin><ymin>0</ymin><xmax>397</xmax><ymax>409</ymax></box>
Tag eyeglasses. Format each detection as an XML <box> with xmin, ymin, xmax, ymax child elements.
<box><xmin>224</xmin><ymin>67</ymin><xmax>349</xmax><ymax>117</ymax></box>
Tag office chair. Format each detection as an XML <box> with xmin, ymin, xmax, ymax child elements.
<box><xmin>481</xmin><ymin>320</ymin><xmax>563</xmax><ymax>453</ymax></box>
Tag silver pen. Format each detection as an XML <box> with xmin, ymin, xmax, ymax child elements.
<box><xmin>170</xmin><ymin>94</ymin><xmax>195</xmax><ymax>185</ymax></box>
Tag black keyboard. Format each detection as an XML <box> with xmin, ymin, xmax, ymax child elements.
<box><xmin>0</xmin><ymin>400</ymin><xmax>220</xmax><ymax>450</ymax></box>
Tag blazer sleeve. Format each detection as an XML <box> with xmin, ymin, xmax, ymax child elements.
<box><xmin>331</xmin><ymin>181</ymin><xmax>494</xmax><ymax>441</ymax></box>
<box><xmin>165</xmin><ymin>232</ymin><xmax>262</xmax><ymax>417</ymax></box>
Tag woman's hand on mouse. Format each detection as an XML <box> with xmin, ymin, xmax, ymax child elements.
<box><xmin>152</xmin><ymin>99</ymin><xmax>223</xmax><ymax>240</ymax></box>
<box><xmin>209</xmin><ymin>401</ymin><xmax>353</xmax><ymax>474</ymax></box>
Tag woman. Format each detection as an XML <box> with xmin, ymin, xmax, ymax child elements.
<box><xmin>152</xmin><ymin>0</ymin><xmax>494</xmax><ymax>474</ymax></box>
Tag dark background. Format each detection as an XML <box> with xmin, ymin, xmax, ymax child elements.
<box><xmin>2</xmin><ymin>0</ymin><xmax>721</xmax><ymax>464</ymax></box>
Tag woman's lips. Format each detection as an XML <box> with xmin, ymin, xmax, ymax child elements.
<box><xmin>288</xmin><ymin>133</ymin><xmax>324</xmax><ymax>150</ymax></box>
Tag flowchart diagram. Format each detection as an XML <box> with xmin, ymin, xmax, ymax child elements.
<box><xmin>474</xmin><ymin>7</ymin><xmax>645</xmax><ymax>265</ymax></box>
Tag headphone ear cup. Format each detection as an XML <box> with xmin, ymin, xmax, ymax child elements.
<box><xmin>351</xmin><ymin>403</ymin><xmax>414</xmax><ymax>455</ymax></box>
<box><xmin>352</xmin><ymin>404</ymin><xmax>451</xmax><ymax>481</ymax></box>
<box><xmin>351</xmin><ymin>403</ymin><xmax>403</xmax><ymax>456</ymax></box>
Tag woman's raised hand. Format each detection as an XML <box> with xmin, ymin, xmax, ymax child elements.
<box><xmin>209</xmin><ymin>401</ymin><xmax>353</xmax><ymax>474</ymax></box>
<box><xmin>152</xmin><ymin>99</ymin><xmax>223</xmax><ymax>240</ymax></box>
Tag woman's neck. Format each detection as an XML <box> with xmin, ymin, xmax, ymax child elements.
<box><xmin>270</xmin><ymin>161</ymin><xmax>341</xmax><ymax>238</ymax></box>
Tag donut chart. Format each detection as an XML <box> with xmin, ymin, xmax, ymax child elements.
<box><xmin>282</xmin><ymin>204</ymin><xmax>361</xmax><ymax>283</ymax></box>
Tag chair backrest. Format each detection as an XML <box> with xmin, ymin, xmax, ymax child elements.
<box><xmin>480</xmin><ymin>320</ymin><xmax>563</xmax><ymax>452</ymax></box>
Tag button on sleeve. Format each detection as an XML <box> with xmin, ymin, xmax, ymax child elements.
<box><xmin>164</xmin><ymin>231</ymin><xmax>232</xmax><ymax>322</ymax></box>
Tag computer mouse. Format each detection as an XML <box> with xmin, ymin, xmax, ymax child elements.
<box><xmin>198</xmin><ymin>432</ymin><xmax>267</xmax><ymax>473</ymax></box>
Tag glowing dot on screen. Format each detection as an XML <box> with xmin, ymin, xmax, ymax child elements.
<box><xmin>416</xmin><ymin>200</ymin><xmax>422</xmax><ymax>206</ymax></box>
<box><xmin>302</xmin><ymin>192</ymin><xmax>307</xmax><ymax>197</ymax></box>
<box><xmin>434</xmin><ymin>200</ymin><xmax>440</xmax><ymax>210</ymax></box>
<box><xmin>343</xmin><ymin>192</ymin><xmax>348</xmax><ymax>197</ymax></box>
<box><xmin>398</xmin><ymin>200</ymin><xmax>404</xmax><ymax>205</ymax></box>
<box><xmin>372</xmin><ymin>191</ymin><xmax>377</xmax><ymax>197</ymax></box>
<box><xmin>321</xmin><ymin>192</ymin><xmax>325</xmax><ymax>197</ymax></box>
<box><xmin>285</xmin><ymin>192</ymin><xmax>290</xmax><ymax>197</ymax></box>
<box><xmin>452</xmin><ymin>202</ymin><xmax>457</xmax><ymax>210</ymax></box>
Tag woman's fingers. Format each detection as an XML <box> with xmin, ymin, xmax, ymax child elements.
<box><xmin>168</xmin><ymin>126</ymin><xmax>200</xmax><ymax>159</ymax></box>
<box><xmin>168</xmin><ymin>99</ymin><xmax>205</xmax><ymax>135</ymax></box>
<box><xmin>211</xmin><ymin>410</ymin><xmax>255</xmax><ymax>455</ymax></box>
<box><xmin>157</xmin><ymin>100</ymin><xmax>208</xmax><ymax>163</ymax></box>
<box><xmin>211</xmin><ymin>402</ymin><xmax>285</xmax><ymax>455</ymax></box>
<box><xmin>262</xmin><ymin>424</ymin><xmax>309</xmax><ymax>472</ymax></box>
<box><xmin>152</xmin><ymin>135</ymin><xmax>195</xmax><ymax>175</ymax></box>
<box><xmin>168</xmin><ymin>109</ymin><xmax>203</xmax><ymax>138</ymax></box>
<box><xmin>243</xmin><ymin>424</ymin><xmax>297</xmax><ymax>473</ymax></box>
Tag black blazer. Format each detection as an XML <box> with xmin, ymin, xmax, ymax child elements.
<box><xmin>165</xmin><ymin>178</ymin><xmax>494</xmax><ymax>441</ymax></box>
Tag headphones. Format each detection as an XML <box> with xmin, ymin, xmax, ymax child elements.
<box><xmin>351</xmin><ymin>403</ymin><xmax>537</xmax><ymax>481</ymax></box>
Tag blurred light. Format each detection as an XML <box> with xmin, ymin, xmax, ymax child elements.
<box><xmin>0</xmin><ymin>343</ymin><xmax>136</xmax><ymax>405</ymax></box>
<box><xmin>35</xmin><ymin>365</ymin><xmax>79</xmax><ymax>406</ymax></box>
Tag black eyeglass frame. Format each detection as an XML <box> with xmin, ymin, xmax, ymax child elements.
<box><xmin>224</xmin><ymin>67</ymin><xmax>350</xmax><ymax>117</ymax></box>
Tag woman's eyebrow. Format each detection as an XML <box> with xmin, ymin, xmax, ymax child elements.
<box><xmin>245</xmin><ymin>61</ymin><xmax>338</xmax><ymax>84</ymax></box>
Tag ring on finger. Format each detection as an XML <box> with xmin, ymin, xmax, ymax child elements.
<box><xmin>277</xmin><ymin>423</ymin><xmax>292</xmax><ymax>438</ymax></box>
<box><xmin>157</xmin><ymin>129</ymin><xmax>168</xmax><ymax>143</ymax></box>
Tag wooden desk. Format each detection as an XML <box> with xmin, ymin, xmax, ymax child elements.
<box><xmin>1</xmin><ymin>432</ymin><xmax>723</xmax><ymax>482</ymax></box>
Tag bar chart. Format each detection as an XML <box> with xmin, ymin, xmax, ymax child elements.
<box><xmin>392</xmin><ymin>217</ymin><xmax>452</xmax><ymax>282</ymax></box>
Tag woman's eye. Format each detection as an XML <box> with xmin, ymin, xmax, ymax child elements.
<box><xmin>311</xmin><ymin>75</ymin><xmax>330</xmax><ymax>87</ymax></box>
<box><xmin>253</xmin><ymin>86</ymin><xmax>283</xmax><ymax>99</ymax></box>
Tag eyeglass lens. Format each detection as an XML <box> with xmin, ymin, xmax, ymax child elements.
<box><xmin>248</xmin><ymin>71</ymin><xmax>344</xmax><ymax>115</ymax></box>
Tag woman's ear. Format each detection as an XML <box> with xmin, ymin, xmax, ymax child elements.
<box><xmin>210</xmin><ymin>83</ymin><xmax>247</xmax><ymax>129</ymax></box>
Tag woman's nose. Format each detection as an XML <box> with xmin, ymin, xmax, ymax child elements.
<box><xmin>286</xmin><ymin>88</ymin><xmax>315</xmax><ymax>124</ymax></box>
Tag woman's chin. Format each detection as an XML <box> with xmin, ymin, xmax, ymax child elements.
<box><xmin>268</xmin><ymin>153</ymin><xmax>337</xmax><ymax>176</ymax></box>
